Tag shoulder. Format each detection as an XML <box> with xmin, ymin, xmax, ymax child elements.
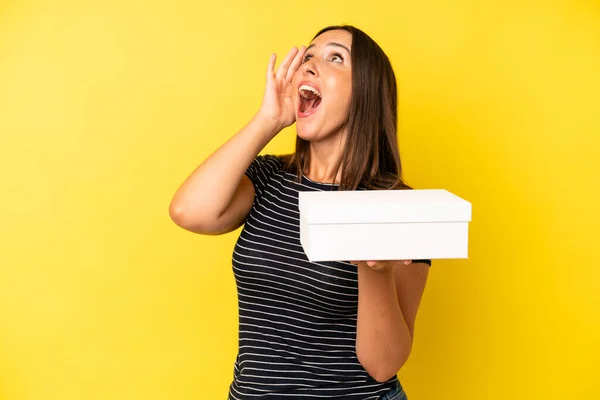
<box><xmin>253</xmin><ymin>154</ymin><xmax>287</xmax><ymax>170</ymax></box>
<box><xmin>245</xmin><ymin>154</ymin><xmax>291</xmax><ymax>195</ymax></box>
<box><xmin>246</xmin><ymin>154</ymin><xmax>285</xmax><ymax>177</ymax></box>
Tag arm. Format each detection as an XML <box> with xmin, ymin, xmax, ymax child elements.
<box><xmin>169</xmin><ymin>115</ymin><xmax>277</xmax><ymax>235</ymax></box>
<box><xmin>169</xmin><ymin>46</ymin><xmax>307</xmax><ymax>235</ymax></box>
<box><xmin>354</xmin><ymin>260</ymin><xmax>429</xmax><ymax>382</ymax></box>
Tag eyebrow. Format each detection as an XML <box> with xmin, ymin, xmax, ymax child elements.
<box><xmin>306</xmin><ymin>42</ymin><xmax>351</xmax><ymax>55</ymax></box>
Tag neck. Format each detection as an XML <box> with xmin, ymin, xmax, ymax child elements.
<box><xmin>305</xmin><ymin>132</ymin><xmax>346</xmax><ymax>184</ymax></box>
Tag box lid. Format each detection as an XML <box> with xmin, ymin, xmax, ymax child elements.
<box><xmin>298</xmin><ymin>189</ymin><xmax>472</xmax><ymax>224</ymax></box>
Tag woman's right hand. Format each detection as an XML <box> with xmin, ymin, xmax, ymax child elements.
<box><xmin>256</xmin><ymin>46</ymin><xmax>307</xmax><ymax>134</ymax></box>
<box><xmin>170</xmin><ymin>47</ymin><xmax>307</xmax><ymax>236</ymax></box>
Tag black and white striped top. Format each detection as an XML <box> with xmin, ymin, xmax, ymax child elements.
<box><xmin>228</xmin><ymin>155</ymin><xmax>414</xmax><ymax>400</ymax></box>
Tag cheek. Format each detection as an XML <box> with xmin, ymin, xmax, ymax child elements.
<box><xmin>326</xmin><ymin>78</ymin><xmax>350</xmax><ymax>104</ymax></box>
<box><xmin>328</xmin><ymin>86</ymin><xmax>352</xmax><ymax>116</ymax></box>
<box><xmin>343</xmin><ymin>85</ymin><xmax>352</xmax><ymax>109</ymax></box>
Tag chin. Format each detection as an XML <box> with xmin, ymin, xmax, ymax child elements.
<box><xmin>295</xmin><ymin>125</ymin><xmax>319</xmax><ymax>142</ymax></box>
<box><xmin>296</xmin><ymin>124</ymin><xmax>346</xmax><ymax>146</ymax></box>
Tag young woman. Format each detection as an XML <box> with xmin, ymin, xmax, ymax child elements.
<box><xmin>170</xmin><ymin>25</ymin><xmax>431</xmax><ymax>400</ymax></box>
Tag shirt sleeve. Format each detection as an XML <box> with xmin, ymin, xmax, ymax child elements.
<box><xmin>244</xmin><ymin>154</ymin><xmax>281</xmax><ymax>198</ymax></box>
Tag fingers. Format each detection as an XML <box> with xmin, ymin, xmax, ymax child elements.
<box><xmin>268</xmin><ymin>46</ymin><xmax>306</xmax><ymax>84</ymax></box>
<box><xmin>266</xmin><ymin>53</ymin><xmax>276</xmax><ymax>80</ymax></box>
<box><xmin>349</xmin><ymin>260</ymin><xmax>372</xmax><ymax>266</ymax></box>
<box><xmin>285</xmin><ymin>46</ymin><xmax>306</xmax><ymax>83</ymax></box>
<box><xmin>350</xmin><ymin>260</ymin><xmax>413</xmax><ymax>267</ymax></box>
<box><xmin>275</xmin><ymin>47</ymin><xmax>299</xmax><ymax>81</ymax></box>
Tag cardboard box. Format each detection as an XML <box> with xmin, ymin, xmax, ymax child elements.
<box><xmin>299</xmin><ymin>189</ymin><xmax>472</xmax><ymax>262</ymax></box>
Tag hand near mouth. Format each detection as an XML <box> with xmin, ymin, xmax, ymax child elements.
<box><xmin>257</xmin><ymin>46</ymin><xmax>307</xmax><ymax>134</ymax></box>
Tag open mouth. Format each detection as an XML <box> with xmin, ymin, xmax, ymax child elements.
<box><xmin>298</xmin><ymin>84</ymin><xmax>322</xmax><ymax>117</ymax></box>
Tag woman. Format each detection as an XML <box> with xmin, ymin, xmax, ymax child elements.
<box><xmin>170</xmin><ymin>25</ymin><xmax>430</xmax><ymax>400</ymax></box>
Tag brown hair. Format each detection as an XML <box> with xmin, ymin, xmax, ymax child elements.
<box><xmin>282</xmin><ymin>25</ymin><xmax>410</xmax><ymax>191</ymax></box>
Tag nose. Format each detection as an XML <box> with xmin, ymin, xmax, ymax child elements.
<box><xmin>301</xmin><ymin>58</ymin><xmax>318</xmax><ymax>77</ymax></box>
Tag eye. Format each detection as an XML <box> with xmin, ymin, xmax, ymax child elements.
<box><xmin>302</xmin><ymin>53</ymin><xmax>313</xmax><ymax>64</ymax></box>
<box><xmin>329</xmin><ymin>52</ymin><xmax>344</xmax><ymax>63</ymax></box>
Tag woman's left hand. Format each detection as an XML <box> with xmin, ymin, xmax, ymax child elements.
<box><xmin>350</xmin><ymin>260</ymin><xmax>412</xmax><ymax>272</ymax></box>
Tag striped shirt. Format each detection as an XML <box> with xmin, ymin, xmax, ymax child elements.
<box><xmin>228</xmin><ymin>155</ymin><xmax>421</xmax><ymax>400</ymax></box>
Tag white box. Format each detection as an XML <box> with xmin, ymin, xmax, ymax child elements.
<box><xmin>299</xmin><ymin>189</ymin><xmax>472</xmax><ymax>262</ymax></box>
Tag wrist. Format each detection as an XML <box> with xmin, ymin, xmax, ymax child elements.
<box><xmin>252</xmin><ymin>112</ymin><xmax>282</xmax><ymax>138</ymax></box>
<box><xmin>357</xmin><ymin>262</ymin><xmax>395</xmax><ymax>276</ymax></box>
<box><xmin>357</xmin><ymin>263</ymin><xmax>396</xmax><ymax>295</ymax></box>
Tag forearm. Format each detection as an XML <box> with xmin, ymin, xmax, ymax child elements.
<box><xmin>355</xmin><ymin>264</ymin><xmax>412</xmax><ymax>382</ymax></box>
<box><xmin>170</xmin><ymin>114</ymin><xmax>277</xmax><ymax>220</ymax></box>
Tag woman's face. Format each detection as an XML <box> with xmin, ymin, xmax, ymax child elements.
<box><xmin>292</xmin><ymin>29</ymin><xmax>353</xmax><ymax>143</ymax></box>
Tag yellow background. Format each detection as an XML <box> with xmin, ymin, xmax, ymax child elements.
<box><xmin>1</xmin><ymin>0</ymin><xmax>599</xmax><ymax>399</ymax></box>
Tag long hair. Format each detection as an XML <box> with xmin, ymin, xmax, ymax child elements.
<box><xmin>282</xmin><ymin>25</ymin><xmax>410</xmax><ymax>191</ymax></box>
